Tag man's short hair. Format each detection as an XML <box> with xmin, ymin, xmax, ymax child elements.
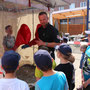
<box><xmin>5</xmin><ymin>25</ymin><xmax>12</xmax><ymax>30</ymax></box>
<box><xmin>1</xmin><ymin>50</ymin><xmax>20</xmax><ymax>73</ymax></box>
<box><xmin>39</xmin><ymin>12</ymin><xmax>47</xmax><ymax>16</ymax></box>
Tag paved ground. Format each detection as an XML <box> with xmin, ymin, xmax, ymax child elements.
<box><xmin>55</xmin><ymin>45</ymin><xmax>82</xmax><ymax>90</ymax></box>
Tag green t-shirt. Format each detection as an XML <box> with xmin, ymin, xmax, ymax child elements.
<box><xmin>35</xmin><ymin>59</ymin><xmax>56</xmax><ymax>78</ymax></box>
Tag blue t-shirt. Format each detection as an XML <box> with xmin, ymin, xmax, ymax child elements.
<box><xmin>35</xmin><ymin>72</ymin><xmax>68</xmax><ymax>90</ymax></box>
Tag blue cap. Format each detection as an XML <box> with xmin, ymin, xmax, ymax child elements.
<box><xmin>58</xmin><ymin>44</ymin><xmax>72</xmax><ymax>56</ymax></box>
<box><xmin>1</xmin><ymin>50</ymin><xmax>20</xmax><ymax>71</ymax></box>
<box><xmin>34</xmin><ymin>50</ymin><xmax>52</xmax><ymax>71</ymax></box>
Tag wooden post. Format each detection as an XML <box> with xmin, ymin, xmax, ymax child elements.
<box><xmin>53</xmin><ymin>18</ymin><xmax>55</xmax><ymax>26</ymax></box>
<box><xmin>67</xmin><ymin>18</ymin><xmax>69</xmax><ymax>33</ymax></box>
<box><xmin>58</xmin><ymin>19</ymin><xmax>60</xmax><ymax>33</ymax></box>
<box><xmin>83</xmin><ymin>15</ymin><xmax>85</xmax><ymax>33</ymax></box>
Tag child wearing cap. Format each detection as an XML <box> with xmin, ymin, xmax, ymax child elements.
<box><xmin>77</xmin><ymin>44</ymin><xmax>88</xmax><ymax>90</ymax></box>
<box><xmin>62</xmin><ymin>37</ymin><xmax>68</xmax><ymax>43</ymax></box>
<box><xmin>34</xmin><ymin>49</ymin><xmax>69</xmax><ymax>90</ymax></box>
<box><xmin>79</xmin><ymin>44</ymin><xmax>88</xmax><ymax>69</ymax></box>
<box><xmin>3</xmin><ymin>25</ymin><xmax>15</xmax><ymax>51</ymax></box>
<box><xmin>55</xmin><ymin>44</ymin><xmax>75</xmax><ymax>90</ymax></box>
<box><xmin>0</xmin><ymin>50</ymin><xmax>29</xmax><ymax>90</ymax></box>
<box><xmin>80</xmin><ymin>31</ymin><xmax>90</xmax><ymax>90</ymax></box>
<box><xmin>35</xmin><ymin>46</ymin><xmax>56</xmax><ymax>81</ymax></box>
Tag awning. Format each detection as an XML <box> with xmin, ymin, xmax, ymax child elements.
<box><xmin>0</xmin><ymin>0</ymin><xmax>69</xmax><ymax>11</ymax></box>
<box><xmin>52</xmin><ymin>7</ymin><xmax>87</xmax><ymax>20</ymax></box>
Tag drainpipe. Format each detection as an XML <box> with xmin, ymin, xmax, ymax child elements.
<box><xmin>86</xmin><ymin>0</ymin><xmax>89</xmax><ymax>30</ymax></box>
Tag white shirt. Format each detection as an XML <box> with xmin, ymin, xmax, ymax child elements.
<box><xmin>0</xmin><ymin>78</ymin><xmax>29</xmax><ymax>90</ymax></box>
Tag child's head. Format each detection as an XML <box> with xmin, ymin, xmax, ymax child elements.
<box><xmin>5</xmin><ymin>25</ymin><xmax>12</xmax><ymax>35</ymax></box>
<box><xmin>57</xmin><ymin>44</ymin><xmax>75</xmax><ymax>63</ymax></box>
<box><xmin>85</xmin><ymin>31</ymin><xmax>90</xmax><ymax>42</ymax></box>
<box><xmin>34</xmin><ymin>50</ymin><xmax>52</xmax><ymax>72</ymax></box>
<box><xmin>80</xmin><ymin>44</ymin><xmax>88</xmax><ymax>53</ymax></box>
<box><xmin>38</xmin><ymin>46</ymin><xmax>50</xmax><ymax>52</ymax></box>
<box><xmin>1</xmin><ymin>50</ymin><xmax>20</xmax><ymax>73</ymax></box>
<box><xmin>63</xmin><ymin>37</ymin><xmax>68</xmax><ymax>43</ymax></box>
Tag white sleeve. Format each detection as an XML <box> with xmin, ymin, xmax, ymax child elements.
<box><xmin>25</xmin><ymin>83</ymin><xmax>30</xmax><ymax>90</ymax></box>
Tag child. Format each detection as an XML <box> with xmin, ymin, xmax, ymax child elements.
<box><xmin>81</xmin><ymin>31</ymin><xmax>90</xmax><ymax>90</ymax></box>
<box><xmin>62</xmin><ymin>37</ymin><xmax>68</xmax><ymax>43</ymax></box>
<box><xmin>2</xmin><ymin>26</ymin><xmax>16</xmax><ymax>76</ymax></box>
<box><xmin>3</xmin><ymin>25</ymin><xmax>15</xmax><ymax>51</ymax></box>
<box><xmin>0</xmin><ymin>50</ymin><xmax>29</xmax><ymax>90</ymax></box>
<box><xmin>55</xmin><ymin>44</ymin><xmax>75</xmax><ymax>90</ymax></box>
<box><xmin>77</xmin><ymin>44</ymin><xmax>88</xmax><ymax>90</ymax></box>
<box><xmin>35</xmin><ymin>46</ymin><xmax>56</xmax><ymax>81</ymax></box>
<box><xmin>34</xmin><ymin>49</ymin><xmax>69</xmax><ymax>90</ymax></box>
<box><xmin>79</xmin><ymin>44</ymin><xmax>88</xmax><ymax>69</ymax></box>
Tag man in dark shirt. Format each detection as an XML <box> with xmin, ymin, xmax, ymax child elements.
<box><xmin>22</xmin><ymin>12</ymin><xmax>60</xmax><ymax>59</ymax></box>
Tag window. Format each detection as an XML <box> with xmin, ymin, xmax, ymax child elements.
<box><xmin>59</xmin><ymin>6</ymin><xmax>64</xmax><ymax>10</ymax></box>
<box><xmin>80</xmin><ymin>2</ymin><xmax>87</xmax><ymax>7</ymax></box>
<box><xmin>60</xmin><ymin>19</ymin><xmax>71</xmax><ymax>24</ymax></box>
<box><xmin>69</xmin><ymin>3</ymin><xmax>75</xmax><ymax>9</ymax></box>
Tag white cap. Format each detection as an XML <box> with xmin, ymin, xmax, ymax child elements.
<box><xmin>85</xmin><ymin>31</ymin><xmax>90</xmax><ymax>34</ymax></box>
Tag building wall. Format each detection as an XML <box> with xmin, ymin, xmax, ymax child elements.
<box><xmin>60</xmin><ymin>24</ymin><xmax>86</xmax><ymax>35</ymax></box>
<box><xmin>55</xmin><ymin>0</ymin><xmax>87</xmax><ymax>11</ymax></box>
<box><xmin>64</xmin><ymin>0</ymin><xmax>87</xmax><ymax>9</ymax></box>
<box><xmin>70</xmin><ymin>16</ymin><xmax>87</xmax><ymax>24</ymax></box>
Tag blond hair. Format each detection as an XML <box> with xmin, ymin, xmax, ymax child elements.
<box><xmin>61</xmin><ymin>53</ymin><xmax>75</xmax><ymax>63</ymax></box>
<box><xmin>80</xmin><ymin>44</ymin><xmax>88</xmax><ymax>49</ymax></box>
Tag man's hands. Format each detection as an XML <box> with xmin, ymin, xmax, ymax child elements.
<box><xmin>21</xmin><ymin>39</ymin><xmax>45</xmax><ymax>49</ymax></box>
<box><xmin>21</xmin><ymin>44</ymin><xmax>30</xmax><ymax>49</ymax></box>
<box><xmin>35</xmin><ymin>39</ymin><xmax>46</xmax><ymax>46</ymax></box>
